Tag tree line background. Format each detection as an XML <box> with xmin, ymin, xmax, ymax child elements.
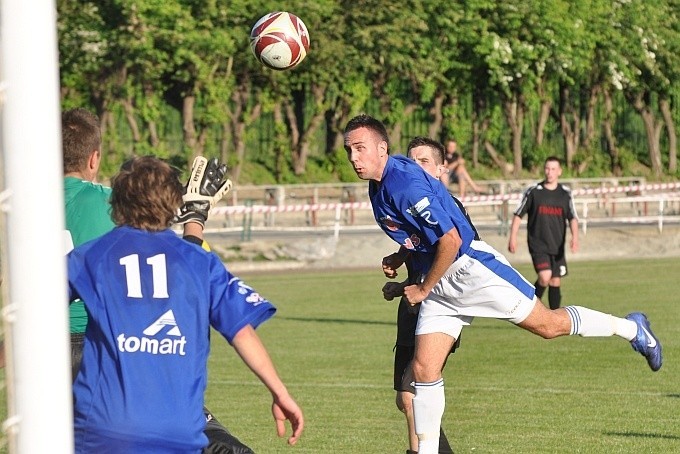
<box><xmin>57</xmin><ymin>0</ymin><xmax>680</xmax><ymax>184</ymax></box>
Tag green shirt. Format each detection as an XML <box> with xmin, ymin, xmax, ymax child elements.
<box><xmin>64</xmin><ymin>177</ymin><xmax>115</xmax><ymax>333</ymax></box>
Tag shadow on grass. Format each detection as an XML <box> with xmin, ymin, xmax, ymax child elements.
<box><xmin>604</xmin><ymin>431</ymin><xmax>680</xmax><ymax>441</ymax></box>
<box><xmin>277</xmin><ymin>316</ymin><xmax>393</xmax><ymax>326</ymax></box>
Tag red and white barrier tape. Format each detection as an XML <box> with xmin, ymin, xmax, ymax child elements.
<box><xmin>211</xmin><ymin>181</ymin><xmax>680</xmax><ymax>215</ymax></box>
<box><xmin>212</xmin><ymin>201</ymin><xmax>371</xmax><ymax>215</ymax></box>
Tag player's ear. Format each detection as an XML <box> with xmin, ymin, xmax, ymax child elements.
<box><xmin>88</xmin><ymin>149</ymin><xmax>100</xmax><ymax>170</ymax></box>
<box><xmin>378</xmin><ymin>140</ymin><xmax>388</xmax><ymax>156</ymax></box>
<box><xmin>86</xmin><ymin>149</ymin><xmax>102</xmax><ymax>180</ymax></box>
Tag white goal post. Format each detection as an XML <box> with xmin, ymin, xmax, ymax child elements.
<box><xmin>0</xmin><ymin>0</ymin><xmax>73</xmax><ymax>452</ymax></box>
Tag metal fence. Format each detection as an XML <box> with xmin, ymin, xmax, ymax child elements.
<box><xmin>208</xmin><ymin>179</ymin><xmax>680</xmax><ymax>239</ymax></box>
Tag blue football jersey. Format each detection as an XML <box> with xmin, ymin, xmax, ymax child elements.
<box><xmin>67</xmin><ymin>226</ymin><xmax>276</xmax><ymax>452</ymax></box>
<box><xmin>370</xmin><ymin>155</ymin><xmax>479</xmax><ymax>274</ymax></box>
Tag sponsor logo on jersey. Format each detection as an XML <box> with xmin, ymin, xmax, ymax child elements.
<box><xmin>403</xmin><ymin>234</ymin><xmax>421</xmax><ymax>250</ymax></box>
<box><xmin>538</xmin><ymin>205</ymin><xmax>563</xmax><ymax>216</ymax></box>
<box><xmin>379</xmin><ymin>215</ymin><xmax>401</xmax><ymax>232</ymax></box>
<box><xmin>232</xmin><ymin>278</ymin><xmax>270</xmax><ymax>306</ymax></box>
<box><xmin>406</xmin><ymin>197</ymin><xmax>439</xmax><ymax>225</ymax></box>
<box><xmin>117</xmin><ymin>310</ymin><xmax>187</xmax><ymax>356</ymax></box>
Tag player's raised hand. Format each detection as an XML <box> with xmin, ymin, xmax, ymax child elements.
<box><xmin>175</xmin><ymin>156</ymin><xmax>232</xmax><ymax>227</ymax></box>
<box><xmin>272</xmin><ymin>393</ymin><xmax>304</xmax><ymax>445</ymax></box>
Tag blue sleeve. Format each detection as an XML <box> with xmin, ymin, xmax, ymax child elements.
<box><xmin>393</xmin><ymin>177</ymin><xmax>459</xmax><ymax>246</ymax></box>
<box><xmin>208</xmin><ymin>254</ymin><xmax>276</xmax><ymax>343</ymax></box>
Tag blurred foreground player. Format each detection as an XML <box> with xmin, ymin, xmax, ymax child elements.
<box><xmin>63</xmin><ymin>108</ymin><xmax>254</xmax><ymax>453</ymax></box>
<box><xmin>67</xmin><ymin>156</ymin><xmax>303</xmax><ymax>452</ymax></box>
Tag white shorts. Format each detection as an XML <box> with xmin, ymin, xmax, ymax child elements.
<box><xmin>415</xmin><ymin>240</ymin><xmax>537</xmax><ymax>339</ymax></box>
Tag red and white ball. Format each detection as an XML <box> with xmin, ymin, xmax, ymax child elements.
<box><xmin>250</xmin><ymin>12</ymin><xmax>310</xmax><ymax>71</ymax></box>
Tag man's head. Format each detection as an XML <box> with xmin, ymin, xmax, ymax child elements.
<box><xmin>110</xmin><ymin>156</ymin><xmax>183</xmax><ymax>231</ymax></box>
<box><xmin>407</xmin><ymin>136</ymin><xmax>446</xmax><ymax>180</ymax></box>
<box><xmin>445</xmin><ymin>140</ymin><xmax>457</xmax><ymax>154</ymax></box>
<box><xmin>544</xmin><ymin>156</ymin><xmax>563</xmax><ymax>185</ymax></box>
<box><xmin>343</xmin><ymin>114</ymin><xmax>390</xmax><ymax>181</ymax></box>
<box><xmin>62</xmin><ymin>108</ymin><xmax>102</xmax><ymax>180</ymax></box>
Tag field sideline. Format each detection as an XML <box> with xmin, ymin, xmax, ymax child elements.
<box><xmin>205</xmin><ymin>258</ymin><xmax>678</xmax><ymax>453</ymax></box>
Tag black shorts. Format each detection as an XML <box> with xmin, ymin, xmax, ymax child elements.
<box><xmin>393</xmin><ymin>345</ymin><xmax>416</xmax><ymax>392</ymax></box>
<box><xmin>393</xmin><ymin>337</ymin><xmax>461</xmax><ymax>393</ymax></box>
<box><xmin>531</xmin><ymin>252</ymin><xmax>568</xmax><ymax>277</ymax></box>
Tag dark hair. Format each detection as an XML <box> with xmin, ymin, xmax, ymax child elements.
<box><xmin>407</xmin><ymin>136</ymin><xmax>445</xmax><ymax>165</ymax></box>
<box><xmin>62</xmin><ymin>108</ymin><xmax>101</xmax><ymax>174</ymax></box>
<box><xmin>343</xmin><ymin>114</ymin><xmax>390</xmax><ymax>150</ymax></box>
<box><xmin>545</xmin><ymin>156</ymin><xmax>562</xmax><ymax>166</ymax></box>
<box><xmin>110</xmin><ymin>156</ymin><xmax>183</xmax><ymax>231</ymax></box>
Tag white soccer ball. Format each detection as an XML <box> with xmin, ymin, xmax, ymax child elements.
<box><xmin>249</xmin><ymin>12</ymin><xmax>310</xmax><ymax>71</ymax></box>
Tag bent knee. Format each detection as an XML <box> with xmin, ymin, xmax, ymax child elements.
<box><xmin>411</xmin><ymin>358</ymin><xmax>443</xmax><ymax>382</ymax></box>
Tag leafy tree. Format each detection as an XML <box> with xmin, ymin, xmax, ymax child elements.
<box><xmin>56</xmin><ymin>0</ymin><xmax>680</xmax><ymax>182</ymax></box>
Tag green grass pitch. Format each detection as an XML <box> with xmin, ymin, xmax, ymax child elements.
<box><xmin>205</xmin><ymin>258</ymin><xmax>679</xmax><ymax>453</ymax></box>
<box><xmin>1</xmin><ymin>257</ymin><xmax>676</xmax><ymax>453</ymax></box>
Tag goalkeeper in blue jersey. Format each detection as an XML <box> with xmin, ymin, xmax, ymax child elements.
<box><xmin>343</xmin><ymin>114</ymin><xmax>662</xmax><ymax>454</ymax></box>
<box><xmin>67</xmin><ymin>156</ymin><xmax>304</xmax><ymax>453</ymax></box>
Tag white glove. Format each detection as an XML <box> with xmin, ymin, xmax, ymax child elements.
<box><xmin>175</xmin><ymin>156</ymin><xmax>232</xmax><ymax>227</ymax></box>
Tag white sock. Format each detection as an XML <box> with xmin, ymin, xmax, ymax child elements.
<box><xmin>564</xmin><ymin>306</ymin><xmax>637</xmax><ymax>340</ymax></box>
<box><xmin>413</xmin><ymin>379</ymin><xmax>445</xmax><ymax>454</ymax></box>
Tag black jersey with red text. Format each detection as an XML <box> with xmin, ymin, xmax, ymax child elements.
<box><xmin>513</xmin><ymin>182</ymin><xmax>577</xmax><ymax>255</ymax></box>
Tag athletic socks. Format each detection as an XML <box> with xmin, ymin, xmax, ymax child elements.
<box><xmin>548</xmin><ymin>286</ymin><xmax>561</xmax><ymax>309</ymax></box>
<box><xmin>413</xmin><ymin>379</ymin><xmax>445</xmax><ymax>454</ymax></box>
<box><xmin>438</xmin><ymin>427</ymin><xmax>454</xmax><ymax>454</ymax></box>
<box><xmin>534</xmin><ymin>280</ymin><xmax>546</xmax><ymax>299</ymax></box>
<box><xmin>565</xmin><ymin>306</ymin><xmax>637</xmax><ymax>340</ymax></box>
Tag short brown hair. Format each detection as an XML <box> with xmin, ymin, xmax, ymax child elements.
<box><xmin>343</xmin><ymin>114</ymin><xmax>390</xmax><ymax>151</ymax></box>
<box><xmin>62</xmin><ymin>108</ymin><xmax>101</xmax><ymax>174</ymax></box>
<box><xmin>407</xmin><ymin>137</ymin><xmax>445</xmax><ymax>165</ymax></box>
<box><xmin>110</xmin><ymin>156</ymin><xmax>183</xmax><ymax>231</ymax></box>
<box><xmin>545</xmin><ymin>156</ymin><xmax>562</xmax><ymax>166</ymax></box>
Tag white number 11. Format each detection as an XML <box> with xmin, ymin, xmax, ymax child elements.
<box><xmin>119</xmin><ymin>253</ymin><xmax>169</xmax><ymax>298</ymax></box>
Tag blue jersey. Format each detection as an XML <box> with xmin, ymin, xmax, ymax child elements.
<box><xmin>67</xmin><ymin>226</ymin><xmax>276</xmax><ymax>452</ymax></box>
<box><xmin>370</xmin><ymin>155</ymin><xmax>480</xmax><ymax>274</ymax></box>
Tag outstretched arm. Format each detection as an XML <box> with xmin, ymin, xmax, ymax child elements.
<box><xmin>232</xmin><ymin>325</ymin><xmax>304</xmax><ymax>446</ymax></box>
<box><xmin>176</xmin><ymin>156</ymin><xmax>232</xmax><ymax>229</ymax></box>
<box><xmin>177</xmin><ymin>157</ymin><xmax>231</xmax><ymax>247</ymax></box>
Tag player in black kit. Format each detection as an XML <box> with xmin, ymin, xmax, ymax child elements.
<box><xmin>508</xmin><ymin>156</ymin><xmax>579</xmax><ymax>309</ymax></box>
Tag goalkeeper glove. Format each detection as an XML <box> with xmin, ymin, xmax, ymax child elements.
<box><xmin>175</xmin><ymin>156</ymin><xmax>232</xmax><ymax>227</ymax></box>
